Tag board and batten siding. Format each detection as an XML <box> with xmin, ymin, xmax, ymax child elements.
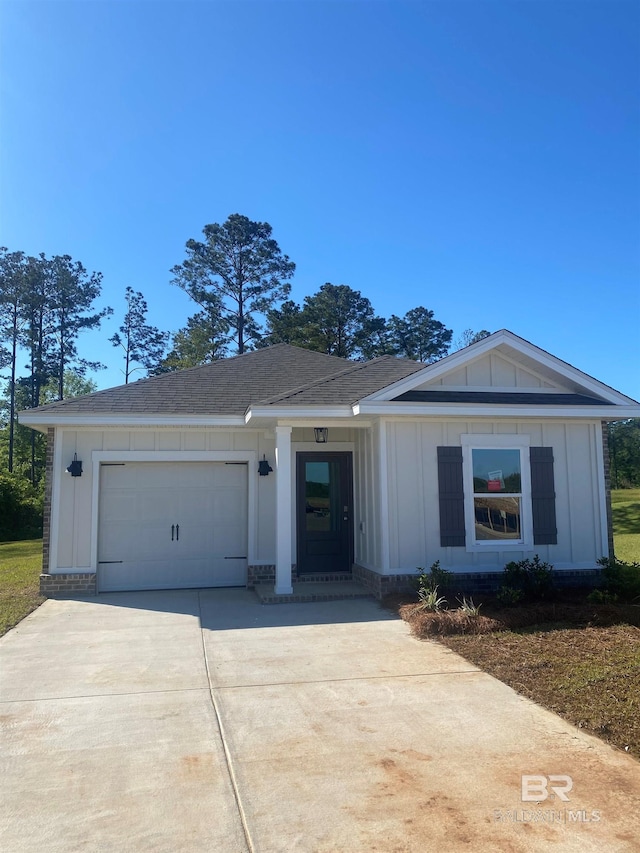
<box><xmin>417</xmin><ymin>352</ymin><xmax>558</xmax><ymax>389</ymax></box>
<box><xmin>353</xmin><ymin>423</ymin><xmax>382</xmax><ymax>571</ymax></box>
<box><xmin>384</xmin><ymin>419</ymin><xmax>606</xmax><ymax>574</ymax></box>
<box><xmin>52</xmin><ymin>428</ymin><xmax>275</xmax><ymax>573</ymax></box>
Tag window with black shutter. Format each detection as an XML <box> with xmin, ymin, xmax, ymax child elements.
<box><xmin>438</xmin><ymin>438</ymin><xmax>558</xmax><ymax>551</ymax></box>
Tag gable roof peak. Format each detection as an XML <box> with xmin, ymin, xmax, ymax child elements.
<box><xmin>358</xmin><ymin>329</ymin><xmax>638</xmax><ymax>406</ymax></box>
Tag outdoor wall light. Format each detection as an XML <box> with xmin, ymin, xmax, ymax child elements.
<box><xmin>258</xmin><ymin>455</ymin><xmax>273</xmax><ymax>476</ymax></box>
<box><xmin>314</xmin><ymin>427</ymin><xmax>329</xmax><ymax>444</ymax></box>
<box><xmin>66</xmin><ymin>453</ymin><xmax>83</xmax><ymax>477</ymax></box>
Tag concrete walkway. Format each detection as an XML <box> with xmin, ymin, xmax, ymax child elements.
<box><xmin>1</xmin><ymin>590</ymin><xmax>639</xmax><ymax>853</ymax></box>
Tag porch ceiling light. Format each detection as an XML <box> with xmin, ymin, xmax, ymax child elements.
<box><xmin>314</xmin><ymin>427</ymin><xmax>328</xmax><ymax>444</ymax></box>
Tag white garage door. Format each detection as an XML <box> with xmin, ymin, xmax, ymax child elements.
<box><xmin>97</xmin><ymin>462</ymin><xmax>248</xmax><ymax>592</ymax></box>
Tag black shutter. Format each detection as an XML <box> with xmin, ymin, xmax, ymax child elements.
<box><xmin>530</xmin><ymin>447</ymin><xmax>557</xmax><ymax>545</ymax></box>
<box><xmin>437</xmin><ymin>446</ymin><xmax>466</xmax><ymax>547</ymax></box>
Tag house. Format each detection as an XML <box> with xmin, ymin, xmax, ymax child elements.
<box><xmin>19</xmin><ymin>330</ymin><xmax>640</xmax><ymax>599</ymax></box>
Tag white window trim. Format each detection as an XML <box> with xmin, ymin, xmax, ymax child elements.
<box><xmin>461</xmin><ymin>434</ymin><xmax>533</xmax><ymax>553</ymax></box>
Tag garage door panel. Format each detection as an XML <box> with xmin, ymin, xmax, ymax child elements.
<box><xmin>99</xmin><ymin>558</ymin><xmax>213</xmax><ymax>592</ymax></box>
<box><xmin>99</xmin><ymin>490</ymin><xmax>138</xmax><ymax>522</ymax></box>
<box><xmin>215</xmin><ymin>464</ymin><xmax>246</xmax><ymax>487</ymax></box>
<box><xmin>212</xmin><ymin>489</ymin><xmax>245</xmax><ymax>514</ymax></box>
<box><xmin>100</xmin><ymin>521</ymin><xmax>170</xmax><ymax>562</ymax></box>
<box><xmin>98</xmin><ymin>462</ymin><xmax>248</xmax><ymax>592</ymax></box>
<box><xmin>132</xmin><ymin>465</ymin><xmax>174</xmax><ymax>489</ymax></box>
<box><xmin>137</xmin><ymin>494</ymin><xmax>174</xmax><ymax>525</ymax></box>
<box><xmin>176</xmin><ymin>491</ymin><xmax>215</xmax><ymax>518</ymax></box>
<box><xmin>213</xmin><ymin>522</ymin><xmax>246</xmax><ymax>554</ymax></box>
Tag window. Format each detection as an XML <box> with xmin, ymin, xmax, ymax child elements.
<box><xmin>472</xmin><ymin>448</ymin><xmax>522</xmax><ymax>542</ymax></box>
<box><xmin>461</xmin><ymin>435</ymin><xmax>533</xmax><ymax>551</ymax></box>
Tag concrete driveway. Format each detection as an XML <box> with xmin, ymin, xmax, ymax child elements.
<box><xmin>1</xmin><ymin>590</ymin><xmax>639</xmax><ymax>853</ymax></box>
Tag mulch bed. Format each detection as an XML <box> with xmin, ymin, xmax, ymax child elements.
<box><xmin>383</xmin><ymin>592</ymin><xmax>640</xmax><ymax>636</ymax></box>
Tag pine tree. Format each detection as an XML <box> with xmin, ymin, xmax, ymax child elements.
<box><xmin>110</xmin><ymin>287</ymin><xmax>168</xmax><ymax>382</ymax></box>
<box><xmin>171</xmin><ymin>214</ymin><xmax>295</xmax><ymax>353</ymax></box>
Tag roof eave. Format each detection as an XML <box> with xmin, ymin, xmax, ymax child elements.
<box><xmin>353</xmin><ymin>402</ymin><xmax>640</xmax><ymax>419</ymax></box>
<box><xmin>17</xmin><ymin>413</ymin><xmax>248</xmax><ymax>430</ymax></box>
<box><xmin>245</xmin><ymin>405</ymin><xmax>355</xmax><ymax>422</ymax></box>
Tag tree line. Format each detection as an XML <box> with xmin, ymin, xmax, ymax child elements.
<box><xmin>1</xmin><ymin>214</ymin><xmax>490</xmax><ymax>487</ymax></box>
<box><xmin>3</xmin><ymin>212</ymin><xmax>636</xmax><ymax>537</ymax></box>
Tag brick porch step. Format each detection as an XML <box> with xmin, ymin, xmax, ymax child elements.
<box><xmin>294</xmin><ymin>572</ymin><xmax>355</xmax><ymax>583</ymax></box>
<box><xmin>254</xmin><ymin>581</ymin><xmax>373</xmax><ymax>604</ymax></box>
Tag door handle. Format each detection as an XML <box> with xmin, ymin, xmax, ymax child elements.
<box><xmin>171</xmin><ymin>524</ymin><xmax>175</xmax><ymax>541</ymax></box>
<box><xmin>176</xmin><ymin>524</ymin><xmax>179</xmax><ymax>541</ymax></box>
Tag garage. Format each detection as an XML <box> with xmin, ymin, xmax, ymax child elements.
<box><xmin>97</xmin><ymin>461</ymin><xmax>248</xmax><ymax>592</ymax></box>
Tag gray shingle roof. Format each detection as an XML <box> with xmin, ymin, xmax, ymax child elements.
<box><xmin>260</xmin><ymin>356</ymin><xmax>424</xmax><ymax>406</ymax></box>
<box><xmin>21</xmin><ymin>345</ymin><xmax>421</xmax><ymax>417</ymax></box>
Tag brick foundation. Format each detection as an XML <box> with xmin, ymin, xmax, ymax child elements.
<box><xmin>353</xmin><ymin>564</ymin><xmax>602</xmax><ymax>600</ymax></box>
<box><xmin>247</xmin><ymin>564</ymin><xmax>276</xmax><ymax>586</ymax></box>
<box><xmin>352</xmin><ymin>565</ymin><xmax>418</xmax><ymax>598</ymax></box>
<box><xmin>40</xmin><ymin>573</ymin><xmax>97</xmax><ymax>597</ymax></box>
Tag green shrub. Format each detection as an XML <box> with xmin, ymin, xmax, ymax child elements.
<box><xmin>496</xmin><ymin>586</ymin><xmax>525</xmax><ymax>607</ymax></box>
<box><xmin>597</xmin><ymin>556</ymin><xmax>640</xmax><ymax>603</ymax></box>
<box><xmin>416</xmin><ymin>560</ymin><xmax>452</xmax><ymax>596</ymax></box>
<box><xmin>0</xmin><ymin>473</ymin><xmax>43</xmax><ymax>541</ymax></box>
<box><xmin>586</xmin><ymin>588</ymin><xmax>619</xmax><ymax>605</ymax></box>
<box><xmin>501</xmin><ymin>555</ymin><xmax>555</xmax><ymax>602</ymax></box>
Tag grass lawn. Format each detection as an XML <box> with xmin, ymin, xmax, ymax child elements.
<box><xmin>0</xmin><ymin>539</ymin><xmax>44</xmax><ymax>637</ymax></box>
<box><xmin>612</xmin><ymin>488</ymin><xmax>640</xmax><ymax>563</ymax></box>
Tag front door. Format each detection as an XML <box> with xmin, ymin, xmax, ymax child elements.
<box><xmin>296</xmin><ymin>452</ymin><xmax>353</xmax><ymax>573</ymax></box>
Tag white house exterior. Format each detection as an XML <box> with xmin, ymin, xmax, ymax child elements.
<box><xmin>19</xmin><ymin>331</ymin><xmax>640</xmax><ymax>599</ymax></box>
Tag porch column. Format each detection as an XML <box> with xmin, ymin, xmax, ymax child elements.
<box><xmin>275</xmin><ymin>425</ymin><xmax>293</xmax><ymax>595</ymax></box>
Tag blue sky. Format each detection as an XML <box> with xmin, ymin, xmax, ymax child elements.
<box><xmin>1</xmin><ymin>0</ymin><xmax>639</xmax><ymax>398</ymax></box>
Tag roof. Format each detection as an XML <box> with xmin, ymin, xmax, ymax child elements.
<box><xmin>19</xmin><ymin>333</ymin><xmax>639</xmax><ymax>427</ymax></box>
<box><xmin>259</xmin><ymin>356</ymin><xmax>423</xmax><ymax>406</ymax></box>
<box><xmin>19</xmin><ymin>345</ymin><xmax>419</xmax><ymax>417</ymax></box>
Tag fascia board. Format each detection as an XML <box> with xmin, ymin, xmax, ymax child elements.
<box><xmin>17</xmin><ymin>413</ymin><xmax>247</xmax><ymax>428</ymax></box>
<box><xmin>265</xmin><ymin>418</ymin><xmax>372</xmax><ymax>428</ymax></box>
<box><xmin>359</xmin><ymin>330</ymin><xmax>637</xmax><ymax>406</ymax></box>
<box><xmin>353</xmin><ymin>402</ymin><xmax>640</xmax><ymax>419</ymax></box>
<box><xmin>245</xmin><ymin>405</ymin><xmax>354</xmax><ymax>422</ymax></box>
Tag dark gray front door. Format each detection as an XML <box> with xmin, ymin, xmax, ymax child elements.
<box><xmin>296</xmin><ymin>452</ymin><xmax>353</xmax><ymax>573</ymax></box>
